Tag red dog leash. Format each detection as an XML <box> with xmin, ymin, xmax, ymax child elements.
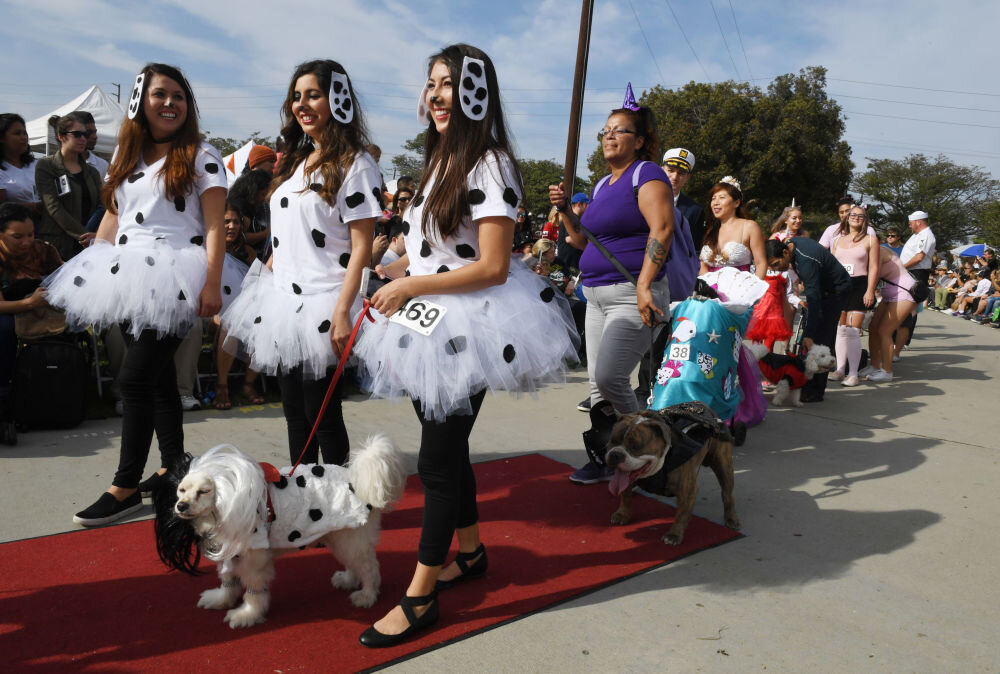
<box><xmin>285</xmin><ymin>300</ymin><xmax>375</xmax><ymax>477</ymax></box>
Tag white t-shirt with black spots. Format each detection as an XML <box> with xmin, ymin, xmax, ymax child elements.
<box><xmin>403</xmin><ymin>151</ymin><xmax>521</xmax><ymax>276</ymax></box>
<box><xmin>269</xmin><ymin>152</ymin><xmax>383</xmax><ymax>295</ymax></box>
<box><xmin>0</xmin><ymin>161</ymin><xmax>38</xmax><ymax>202</ymax></box>
<box><xmin>113</xmin><ymin>142</ymin><xmax>227</xmax><ymax>249</ymax></box>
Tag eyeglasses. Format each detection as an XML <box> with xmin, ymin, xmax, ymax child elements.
<box><xmin>886</xmin><ymin>234</ymin><xmax>899</xmax><ymax>238</ymax></box>
<box><xmin>63</xmin><ymin>130</ymin><xmax>88</xmax><ymax>139</ymax></box>
<box><xmin>397</xmin><ymin>196</ymin><xmax>411</xmax><ymax>204</ymax></box>
<box><xmin>597</xmin><ymin>127</ymin><xmax>637</xmax><ymax>141</ymax></box>
<box><xmin>847</xmin><ymin>214</ymin><xmax>866</xmax><ymax>220</ymax></box>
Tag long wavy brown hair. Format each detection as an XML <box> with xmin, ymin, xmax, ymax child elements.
<box><xmin>270</xmin><ymin>60</ymin><xmax>372</xmax><ymax>206</ymax></box>
<box><xmin>103</xmin><ymin>63</ymin><xmax>202</xmax><ymax>213</ymax></box>
<box><xmin>416</xmin><ymin>44</ymin><xmax>522</xmax><ymax>239</ymax></box>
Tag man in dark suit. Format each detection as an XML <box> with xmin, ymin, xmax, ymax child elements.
<box><xmin>662</xmin><ymin>148</ymin><xmax>705</xmax><ymax>248</ymax></box>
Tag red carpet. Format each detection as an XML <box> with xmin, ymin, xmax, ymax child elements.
<box><xmin>0</xmin><ymin>454</ymin><xmax>741</xmax><ymax>672</ymax></box>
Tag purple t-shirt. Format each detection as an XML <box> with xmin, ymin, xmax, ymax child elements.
<box><xmin>579</xmin><ymin>160</ymin><xmax>669</xmax><ymax>287</ymax></box>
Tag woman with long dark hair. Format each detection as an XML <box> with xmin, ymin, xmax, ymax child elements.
<box><xmin>699</xmin><ymin>178</ymin><xmax>767</xmax><ymax>279</ymax></box>
<box><xmin>354</xmin><ymin>44</ymin><xmax>578</xmax><ymax>646</ymax></box>
<box><xmin>0</xmin><ymin>113</ymin><xmax>39</xmax><ymax>213</ymax></box>
<box><xmin>221</xmin><ymin>59</ymin><xmax>381</xmax><ymax>466</ymax></box>
<box><xmin>45</xmin><ymin>63</ymin><xmax>227</xmax><ymax>526</ymax></box>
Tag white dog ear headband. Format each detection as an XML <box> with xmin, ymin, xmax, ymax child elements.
<box><xmin>416</xmin><ymin>55</ymin><xmax>490</xmax><ymax>125</ymax></box>
<box><xmin>329</xmin><ymin>70</ymin><xmax>354</xmax><ymax>124</ymax></box>
<box><xmin>127</xmin><ymin>72</ymin><xmax>147</xmax><ymax>120</ymax></box>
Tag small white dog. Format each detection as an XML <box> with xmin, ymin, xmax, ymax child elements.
<box><xmin>747</xmin><ymin>343</ymin><xmax>837</xmax><ymax>407</ymax></box>
<box><xmin>152</xmin><ymin>435</ymin><xmax>406</xmax><ymax>629</ymax></box>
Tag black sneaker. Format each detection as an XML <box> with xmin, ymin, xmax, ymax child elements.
<box><xmin>137</xmin><ymin>471</ymin><xmax>167</xmax><ymax>496</ymax></box>
<box><xmin>73</xmin><ymin>492</ymin><xmax>143</xmax><ymax>527</ymax></box>
<box><xmin>577</xmin><ymin>398</ymin><xmax>592</xmax><ymax>412</ymax></box>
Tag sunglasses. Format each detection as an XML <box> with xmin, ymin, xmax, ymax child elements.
<box><xmin>397</xmin><ymin>196</ymin><xmax>412</xmax><ymax>203</ymax></box>
<box><xmin>62</xmin><ymin>130</ymin><xmax>89</xmax><ymax>139</ymax></box>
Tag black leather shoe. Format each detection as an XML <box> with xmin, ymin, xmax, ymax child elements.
<box><xmin>435</xmin><ymin>544</ymin><xmax>488</xmax><ymax>591</ymax></box>
<box><xmin>358</xmin><ymin>591</ymin><xmax>439</xmax><ymax>648</ymax></box>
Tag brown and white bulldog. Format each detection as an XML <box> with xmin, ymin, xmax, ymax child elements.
<box><xmin>604</xmin><ymin>403</ymin><xmax>740</xmax><ymax>545</ymax></box>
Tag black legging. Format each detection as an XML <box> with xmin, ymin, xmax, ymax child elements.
<box><xmin>277</xmin><ymin>365</ymin><xmax>349</xmax><ymax>466</ymax></box>
<box><xmin>415</xmin><ymin>390</ymin><xmax>486</xmax><ymax>567</ymax></box>
<box><xmin>112</xmin><ymin>328</ymin><xmax>184</xmax><ymax>488</ymax></box>
<box><xmin>801</xmin><ymin>292</ymin><xmax>848</xmax><ymax>400</ymax></box>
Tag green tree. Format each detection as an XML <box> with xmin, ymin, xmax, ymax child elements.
<box><xmin>586</xmin><ymin>66</ymin><xmax>853</xmax><ymax>222</ymax></box>
<box><xmin>851</xmin><ymin>153</ymin><xmax>1000</xmax><ymax>251</ymax></box>
<box><xmin>202</xmin><ymin>131</ymin><xmax>273</xmax><ymax>158</ymax></box>
<box><xmin>391</xmin><ymin>130</ymin><xmax>427</xmax><ymax>184</ymax></box>
<box><xmin>518</xmin><ymin>158</ymin><xmax>589</xmax><ymax>216</ymax></box>
<box><xmin>971</xmin><ymin>200</ymin><xmax>1000</xmax><ymax>245</ymax></box>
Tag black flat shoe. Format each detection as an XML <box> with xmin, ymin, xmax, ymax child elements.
<box><xmin>137</xmin><ymin>471</ymin><xmax>168</xmax><ymax>496</ymax></box>
<box><xmin>435</xmin><ymin>543</ymin><xmax>488</xmax><ymax>591</ymax></box>
<box><xmin>358</xmin><ymin>591</ymin><xmax>439</xmax><ymax>648</ymax></box>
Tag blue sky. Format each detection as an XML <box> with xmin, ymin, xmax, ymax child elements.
<box><xmin>3</xmin><ymin>0</ymin><xmax>999</xmax><ymax>205</ymax></box>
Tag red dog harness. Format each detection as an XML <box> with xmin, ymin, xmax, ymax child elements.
<box><xmin>758</xmin><ymin>352</ymin><xmax>809</xmax><ymax>389</ymax></box>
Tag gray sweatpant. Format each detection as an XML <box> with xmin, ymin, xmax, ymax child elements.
<box><xmin>583</xmin><ymin>279</ymin><xmax>670</xmax><ymax>414</ymax></box>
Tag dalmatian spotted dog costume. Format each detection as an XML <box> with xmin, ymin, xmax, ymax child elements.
<box><xmin>220</xmin><ymin>78</ymin><xmax>382</xmax><ymax>379</ymax></box>
<box><xmin>354</xmin><ymin>58</ymin><xmax>579</xmax><ymax>422</ymax></box>
<box><xmin>45</xmin><ymin>74</ymin><xmax>242</xmax><ymax>337</ymax></box>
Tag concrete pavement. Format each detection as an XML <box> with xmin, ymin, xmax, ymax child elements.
<box><xmin>2</xmin><ymin>308</ymin><xmax>997</xmax><ymax>672</ymax></box>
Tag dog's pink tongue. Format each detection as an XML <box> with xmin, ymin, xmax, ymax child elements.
<box><xmin>609</xmin><ymin>469</ymin><xmax>634</xmax><ymax>496</ymax></box>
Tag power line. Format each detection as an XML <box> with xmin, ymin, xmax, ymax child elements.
<box><xmin>662</xmin><ymin>0</ymin><xmax>712</xmax><ymax>82</ymax></box>
<box><xmin>709</xmin><ymin>0</ymin><xmax>742</xmax><ymax>81</ymax></box>
<box><xmin>628</xmin><ymin>0</ymin><xmax>667</xmax><ymax>85</ymax></box>
<box><xmin>728</xmin><ymin>0</ymin><xmax>755</xmax><ymax>83</ymax></box>
<box><xmin>844</xmin><ymin>109</ymin><xmax>1000</xmax><ymax>130</ymax></box>
<box><xmin>846</xmin><ymin>135</ymin><xmax>1000</xmax><ymax>160</ymax></box>
<box><xmin>829</xmin><ymin>77</ymin><xmax>1000</xmax><ymax>98</ymax></box>
<box><xmin>831</xmin><ymin>92</ymin><xmax>1000</xmax><ymax>114</ymax></box>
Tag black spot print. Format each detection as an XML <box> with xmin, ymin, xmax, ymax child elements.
<box><xmin>445</xmin><ymin>336</ymin><xmax>467</xmax><ymax>355</ymax></box>
<box><xmin>503</xmin><ymin>344</ymin><xmax>516</xmax><ymax>363</ymax></box>
<box><xmin>342</xmin><ymin>98</ymin><xmax>351</xmax><ymax>111</ymax></box>
<box><xmin>540</xmin><ymin>286</ymin><xmax>555</xmax><ymax>303</ymax></box>
<box><xmin>280</xmin><ymin>197</ymin><xmax>289</xmax><ymax>208</ymax></box>
<box><xmin>73</xmin><ymin>276</ymin><xmax>85</xmax><ymax>287</ymax></box>
<box><xmin>223</xmin><ymin>285</ymin><xmax>231</xmax><ymax>295</ymax></box>
<box><xmin>503</xmin><ymin>187</ymin><xmax>518</xmax><ymax>208</ymax></box>
<box><xmin>174</xmin><ymin>196</ymin><xmax>186</xmax><ymax>212</ymax></box>
<box><xmin>437</xmin><ymin>265</ymin><xmax>449</xmax><ymax>274</ymax></box>
<box><xmin>292</xmin><ymin>283</ymin><xmax>302</xmax><ymax>294</ymax></box>
<box><xmin>404</xmin><ymin>269</ymin><xmax>411</xmax><ymax>277</ymax></box>
<box><xmin>118</xmin><ymin>234</ymin><xmax>128</xmax><ymax>245</ymax></box>
<box><xmin>318</xmin><ymin>320</ymin><xmax>331</xmax><ymax>333</ymax></box>
<box><xmin>190</xmin><ymin>236</ymin><xmax>204</xmax><ymax>245</ymax></box>
<box><xmin>288</xmin><ymin>530</ymin><xmax>301</xmax><ymax>542</ymax></box>
<box><xmin>372</xmin><ymin>187</ymin><xmax>383</xmax><ymax>205</ymax></box>
<box><xmin>296</xmin><ymin>475</ymin><xmax>306</xmax><ymax>488</ymax></box>
<box><xmin>333</xmin><ymin>80</ymin><xmax>343</xmax><ymax>94</ymax></box>
<box><xmin>136</xmin><ymin>212</ymin><xmax>144</xmax><ymax>224</ymax></box>
<box><xmin>272</xmin><ymin>236</ymin><xmax>279</xmax><ymax>248</ymax></box>
<box><xmin>468</xmin><ymin>189</ymin><xmax>486</xmax><ymax>205</ymax></box>
<box><xmin>467</xmin><ymin>61</ymin><xmax>483</xmax><ymax>77</ymax></box>
<box><xmin>276</xmin><ymin>476</ymin><xmax>287</xmax><ymax>489</ymax></box>
<box><xmin>456</xmin><ymin>244</ymin><xmax>476</xmax><ymax>259</ymax></box>
<box><xmin>366</xmin><ymin>503</ymin><xmax>373</xmax><ymax>511</ymax></box>
<box><xmin>475</xmin><ymin>87</ymin><xmax>487</xmax><ymax>101</ymax></box>
<box><xmin>311</xmin><ymin>465</ymin><xmax>325</xmax><ymax>477</ymax></box>
<box><xmin>420</xmin><ymin>241</ymin><xmax>431</xmax><ymax>257</ymax></box>
<box><xmin>253</xmin><ymin>316</ymin><xmax>262</xmax><ymax>324</ymax></box>
<box><xmin>295</xmin><ymin>303</ymin><xmax>303</xmax><ymax>313</ymax></box>
<box><xmin>412</xmin><ymin>195</ymin><xmax>424</xmax><ymax>207</ymax></box>
<box><xmin>471</xmin><ymin>104</ymin><xmax>483</xmax><ymax>116</ymax></box>
<box><xmin>110</xmin><ymin>264</ymin><xmax>119</xmax><ymax>274</ymax></box>
<box><xmin>398</xmin><ymin>334</ymin><xmax>411</xmax><ymax>348</ymax></box>
<box><xmin>338</xmin><ymin>253</ymin><xmax>351</xmax><ymax>268</ymax></box>
<box><xmin>204</xmin><ymin>162</ymin><xmax>219</xmax><ymax>174</ymax></box>
<box><xmin>311</xmin><ymin>229</ymin><xmax>326</xmax><ymax>248</ymax></box>
<box><xmin>309</xmin><ymin>509</ymin><xmax>323</xmax><ymax>522</ymax></box>
<box><xmin>176</xmin><ymin>290</ymin><xmax>185</xmax><ymax>301</ymax></box>
<box><xmin>345</xmin><ymin>192</ymin><xmax>365</xmax><ymax>208</ymax></box>
<box><xmin>401</xmin><ymin>220</ymin><xmax>410</xmax><ymax>235</ymax></box>
<box><xmin>462</xmin><ymin>76</ymin><xmax>475</xmax><ymax>92</ymax></box>
<box><xmin>310</xmin><ymin>183</ymin><xmax>322</xmax><ymax>192</ymax></box>
<box><xmin>127</xmin><ymin>172</ymin><xmax>144</xmax><ymax>184</ymax></box>
<box><xmin>145</xmin><ymin>256</ymin><xmax>155</xmax><ymax>266</ymax></box>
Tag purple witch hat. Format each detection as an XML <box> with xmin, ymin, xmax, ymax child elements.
<box><xmin>622</xmin><ymin>82</ymin><xmax>641</xmax><ymax>111</ymax></box>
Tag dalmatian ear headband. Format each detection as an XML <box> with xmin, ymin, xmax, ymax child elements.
<box><xmin>127</xmin><ymin>72</ymin><xmax>147</xmax><ymax>120</ymax></box>
<box><xmin>417</xmin><ymin>55</ymin><xmax>490</xmax><ymax>125</ymax></box>
<box><xmin>328</xmin><ymin>70</ymin><xmax>354</xmax><ymax>124</ymax></box>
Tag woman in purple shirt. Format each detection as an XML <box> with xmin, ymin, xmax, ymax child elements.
<box><xmin>549</xmin><ymin>103</ymin><xmax>675</xmax><ymax>484</ymax></box>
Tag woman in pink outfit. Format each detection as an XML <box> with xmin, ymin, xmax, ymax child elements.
<box><xmin>828</xmin><ymin>205</ymin><xmax>878</xmax><ymax>386</ymax></box>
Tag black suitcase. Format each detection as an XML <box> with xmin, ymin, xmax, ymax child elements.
<box><xmin>14</xmin><ymin>335</ymin><xmax>90</xmax><ymax>429</ymax></box>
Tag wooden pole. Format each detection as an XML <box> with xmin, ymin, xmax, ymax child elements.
<box><xmin>562</xmin><ymin>0</ymin><xmax>595</xmax><ymax>194</ymax></box>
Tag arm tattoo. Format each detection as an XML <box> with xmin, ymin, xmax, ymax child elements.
<box><xmin>646</xmin><ymin>237</ymin><xmax>667</xmax><ymax>266</ymax></box>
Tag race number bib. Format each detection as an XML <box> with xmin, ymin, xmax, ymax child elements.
<box><xmin>842</xmin><ymin>263</ymin><xmax>854</xmax><ymax>275</ymax></box>
<box><xmin>667</xmin><ymin>343</ymin><xmax>691</xmax><ymax>361</ymax></box>
<box><xmin>390</xmin><ymin>297</ymin><xmax>447</xmax><ymax>336</ymax></box>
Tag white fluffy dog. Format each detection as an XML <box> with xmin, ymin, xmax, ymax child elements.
<box><xmin>747</xmin><ymin>342</ymin><xmax>837</xmax><ymax>407</ymax></box>
<box><xmin>152</xmin><ymin>435</ymin><xmax>406</xmax><ymax>628</ymax></box>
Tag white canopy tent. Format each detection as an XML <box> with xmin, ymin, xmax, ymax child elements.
<box><xmin>223</xmin><ymin>141</ymin><xmax>255</xmax><ymax>187</ymax></box>
<box><xmin>26</xmin><ymin>85</ymin><xmax>124</xmax><ymax>158</ymax></box>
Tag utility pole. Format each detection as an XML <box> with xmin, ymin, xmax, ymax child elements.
<box><xmin>561</xmin><ymin>0</ymin><xmax>594</xmax><ymax>194</ymax></box>
<box><xmin>111</xmin><ymin>82</ymin><xmax>121</xmax><ymax>103</ymax></box>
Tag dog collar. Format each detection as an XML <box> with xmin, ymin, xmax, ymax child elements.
<box><xmin>259</xmin><ymin>462</ymin><xmax>281</xmax><ymax>522</ymax></box>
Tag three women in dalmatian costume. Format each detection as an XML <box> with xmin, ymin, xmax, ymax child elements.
<box><xmin>47</xmin><ymin>64</ymin><xmax>231</xmax><ymax>527</ymax></box>
<box><xmin>221</xmin><ymin>60</ymin><xmax>382</xmax><ymax>467</ymax></box>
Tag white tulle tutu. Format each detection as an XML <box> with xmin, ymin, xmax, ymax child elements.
<box><xmin>221</xmin><ymin>260</ymin><xmax>361</xmax><ymax>380</ymax></box>
<box><xmin>353</xmin><ymin>263</ymin><xmax>580</xmax><ymax>422</ymax></box>
<box><xmin>44</xmin><ymin>239</ymin><xmax>243</xmax><ymax>338</ymax></box>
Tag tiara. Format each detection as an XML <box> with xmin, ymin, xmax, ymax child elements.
<box><xmin>720</xmin><ymin>176</ymin><xmax>742</xmax><ymax>193</ymax></box>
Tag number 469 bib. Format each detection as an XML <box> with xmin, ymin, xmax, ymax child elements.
<box><xmin>390</xmin><ymin>297</ymin><xmax>448</xmax><ymax>336</ymax></box>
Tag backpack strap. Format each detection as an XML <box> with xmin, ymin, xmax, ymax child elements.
<box><xmin>632</xmin><ymin>160</ymin><xmax>651</xmax><ymax>201</ymax></box>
